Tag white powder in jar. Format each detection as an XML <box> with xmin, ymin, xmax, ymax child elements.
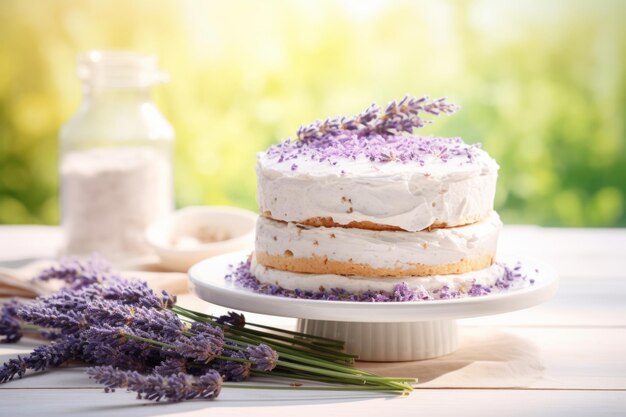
<box><xmin>60</xmin><ymin>147</ymin><xmax>172</xmax><ymax>262</ymax></box>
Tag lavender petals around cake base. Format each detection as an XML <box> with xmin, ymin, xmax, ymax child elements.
<box><xmin>225</xmin><ymin>257</ymin><xmax>537</xmax><ymax>303</ymax></box>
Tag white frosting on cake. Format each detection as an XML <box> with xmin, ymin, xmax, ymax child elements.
<box><xmin>255</xmin><ymin>211</ymin><xmax>501</xmax><ymax>270</ymax></box>
<box><xmin>256</xmin><ymin>150</ymin><xmax>499</xmax><ymax>231</ymax></box>
<box><xmin>250</xmin><ymin>254</ymin><xmax>505</xmax><ymax>294</ymax></box>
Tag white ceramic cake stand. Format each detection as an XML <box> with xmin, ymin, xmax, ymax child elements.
<box><xmin>188</xmin><ymin>251</ymin><xmax>558</xmax><ymax>362</ymax></box>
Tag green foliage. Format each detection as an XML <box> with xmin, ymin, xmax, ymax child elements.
<box><xmin>0</xmin><ymin>0</ymin><xmax>624</xmax><ymax>226</ymax></box>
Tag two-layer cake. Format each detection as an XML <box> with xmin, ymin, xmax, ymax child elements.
<box><xmin>228</xmin><ymin>96</ymin><xmax>531</xmax><ymax>301</ymax></box>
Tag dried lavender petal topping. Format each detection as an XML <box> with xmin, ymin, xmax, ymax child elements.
<box><xmin>226</xmin><ymin>259</ymin><xmax>534</xmax><ymax>302</ymax></box>
<box><xmin>265</xmin><ymin>134</ymin><xmax>481</xmax><ymax>168</ymax></box>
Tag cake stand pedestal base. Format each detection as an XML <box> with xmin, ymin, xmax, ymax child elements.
<box><xmin>296</xmin><ymin>319</ymin><xmax>459</xmax><ymax>361</ymax></box>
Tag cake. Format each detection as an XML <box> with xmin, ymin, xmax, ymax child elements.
<box><xmin>227</xmin><ymin>96</ymin><xmax>536</xmax><ymax>301</ymax></box>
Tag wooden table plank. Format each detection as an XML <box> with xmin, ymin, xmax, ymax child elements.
<box><xmin>1</xmin><ymin>387</ymin><xmax>624</xmax><ymax>417</ymax></box>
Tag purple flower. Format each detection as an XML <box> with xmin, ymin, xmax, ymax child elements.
<box><xmin>80</xmin><ymin>325</ymin><xmax>149</xmax><ymax>369</ymax></box>
<box><xmin>391</xmin><ymin>282</ymin><xmax>432</xmax><ymax>301</ymax></box>
<box><xmin>87</xmin><ymin>366</ymin><xmax>222</xmax><ymax>402</ymax></box>
<box><xmin>296</xmin><ymin>96</ymin><xmax>457</xmax><ymax>143</ymax></box>
<box><xmin>159</xmin><ymin>291</ymin><xmax>178</xmax><ymax>309</ymax></box>
<box><xmin>217</xmin><ymin>350</ymin><xmax>251</xmax><ymax>382</ymax></box>
<box><xmin>84</xmin><ymin>299</ymin><xmax>135</xmax><ymax>326</ymax></box>
<box><xmin>246</xmin><ymin>344</ymin><xmax>278</xmax><ymax>372</ymax></box>
<box><xmin>18</xmin><ymin>304</ymin><xmax>86</xmax><ymax>334</ymax></box>
<box><xmin>4</xmin><ymin>260</ymin><xmax>185</xmax><ymax>378</ymax></box>
<box><xmin>35</xmin><ymin>256</ymin><xmax>113</xmax><ymax>289</ymax></box>
<box><xmin>172</xmin><ymin>333</ymin><xmax>224</xmax><ymax>363</ymax></box>
<box><xmin>0</xmin><ymin>300</ymin><xmax>23</xmax><ymax>343</ymax></box>
<box><xmin>0</xmin><ymin>334</ymin><xmax>81</xmax><ymax>383</ymax></box>
<box><xmin>84</xmin><ymin>300</ymin><xmax>184</xmax><ymax>343</ymax></box>
<box><xmin>17</xmin><ymin>300</ymin><xmax>184</xmax><ymax>370</ymax></box>
<box><xmin>195</xmin><ymin>370</ymin><xmax>223</xmax><ymax>399</ymax></box>
<box><xmin>216</xmin><ymin>312</ymin><xmax>246</xmax><ymax>328</ymax></box>
<box><xmin>134</xmin><ymin>309</ymin><xmax>185</xmax><ymax>343</ymax></box>
<box><xmin>86</xmin><ymin>366</ymin><xmax>138</xmax><ymax>393</ymax></box>
<box><xmin>224</xmin><ymin>258</ymin><xmax>256</xmax><ymax>287</ymax></box>
<box><xmin>267</xmin><ymin>131</ymin><xmax>479</xmax><ymax>168</ymax></box>
<box><xmin>0</xmin><ymin>357</ymin><xmax>27</xmax><ymax>383</ymax></box>
<box><xmin>101</xmin><ymin>279</ymin><xmax>176</xmax><ymax>309</ymax></box>
<box><xmin>35</xmin><ymin>258</ymin><xmax>178</xmax><ymax>310</ymax></box>
<box><xmin>468</xmin><ymin>283</ymin><xmax>491</xmax><ymax>297</ymax></box>
<box><xmin>392</xmin><ymin>282</ymin><xmax>415</xmax><ymax>301</ymax></box>
<box><xmin>495</xmin><ymin>263</ymin><xmax>527</xmax><ymax>290</ymax></box>
<box><xmin>437</xmin><ymin>285</ymin><xmax>459</xmax><ymax>300</ymax></box>
<box><xmin>36</xmin><ymin>285</ymin><xmax>103</xmax><ymax>315</ymax></box>
<box><xmin>190</xmin><ymin>322</ymin><xmax>224</xmax><ymax>340</ymax></box>
<box><xmin>154</xmin><ymin>358</ymin><xmax>188</xmax><ymax>376</ymax></box>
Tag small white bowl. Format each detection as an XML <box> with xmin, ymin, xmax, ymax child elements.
<box><xmin>146</xmin><ymin>206</ymin><xmax>257</xmax><ymax>272</ymax></box>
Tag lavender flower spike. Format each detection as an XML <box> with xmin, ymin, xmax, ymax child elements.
<box><xmin>35</xmin><ymin>256</ymin><xmax>113</xmax><ymax>289</ymax></box>
<box><xmin>297</xmin><ymin>95</ymin><xmax>458</xmax><ymax>142</ymax></box>
<box><xmin>84</xmin><ymin>300</ymin><xmax>185</xmax><ymax>343</ymax></box>
<box><xmin>246</xmin><ymin>344</ymin><xmax>278</xmax><ymax>372</ymax></box>
<box><xmin>0</xmin><ymin>335</ymin><xmax>81</xmax><ymax>383</ymax></box>
<box><xmin>86</xmin><ymin>366</ymin><xmax>137</xmax><ymax>393</ymax></box>
<box><xmin>100</xmin><ymin>279</ymin><xmax>176</xmax><ymax>310</ymax></box>
<box><xmin>196</xmin><ymin>369</ymin><xmax>223</xmax><ymax>399</ymax></box>
<box><xmin>0</xmin><ymin>300</ymin><xmax>23</xmax><ymax>343</ymax></box>
<box><xmin>190</xmin><ymin>321</ymin><xmax>225</xmax><ymax>340</ymax></box>
<box><xmin>87</xmin><ymin>366</ymin><xmax>223</xmax><ymax>402</ymax></box>
<box><xmin>217</xmin><ymin>350</ymin><xmax>251</xmax><ymax>382</ymax></box>
<box><xmin>154</xmin><ymin>358</ymin><xmax>188</xmax><ymax>376</ymax></box>
<box><xmin>173</xmin><ymin>333</ymin><xmax>224</xmax><ymax>363</ymax></box>
<box><xmin>216</xmin><ymin>311</ymin><xmax>246</xmax><ymax>328</ymax></box>
<box><xmin>17</xmin><ymin>304</ymin><xmax>86</xmax><ymax>334</ymax></box>
<box><xmin>0</xmin><ymin>357</ymin><xmax>26</xmax><ymax>383</ymax></box>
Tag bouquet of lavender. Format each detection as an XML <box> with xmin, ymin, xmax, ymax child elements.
<box><xmin>0</xmin><ymin>257</ymin><xmax>414</xmax><ymax>402</ymax></box>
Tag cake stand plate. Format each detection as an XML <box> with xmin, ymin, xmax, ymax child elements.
<box><xmin>188</xmin><ymin>251</ymin><xmax>558</xmax><ymax>361</ymax></box>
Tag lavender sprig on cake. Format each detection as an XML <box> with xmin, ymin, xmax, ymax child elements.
<box><xmin>297</xmin><ymin>96</ymin><xmax>459</xmax><ymax>142</ymax></box>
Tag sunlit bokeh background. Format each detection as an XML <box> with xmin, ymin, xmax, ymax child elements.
<box><xmin>1</xmin><ymin>0</ymin><xmax>625</xmax><ymax>227</ymax></box>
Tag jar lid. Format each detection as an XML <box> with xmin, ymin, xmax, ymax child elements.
<box><xmin>77</xmin><ymin>50</ymin><xmax>168</xmax><ymax>89</ymax></box>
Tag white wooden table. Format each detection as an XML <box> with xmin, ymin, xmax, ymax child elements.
<box><xmin>1</xmin><ymin>225</ymin><xmax>625</xmax><ymax>417</ymax></box>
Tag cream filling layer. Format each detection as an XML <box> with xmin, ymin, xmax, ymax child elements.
<box><xmin>256</xmin><ymin>149</ymin><xmax>499</xmax><ymax>232</ymax></box>
<box><xmin>255</xmin><ymin>211</ymin><xmax>502</xmax><ymax>270</ymax></box>
<box><xmin>250</xmin><ymin>254</ymin><xmax>505</xmax><ymax>294</ymax></box>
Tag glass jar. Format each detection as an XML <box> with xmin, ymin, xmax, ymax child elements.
<box><xmin>59</xmin><ymin>50</ymin><xmax>174</xmax><ymax>263</ymax></box>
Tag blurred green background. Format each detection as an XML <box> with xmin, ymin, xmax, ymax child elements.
<box><xmin>0</xmin><ymin>0</ymin><xmax>624</xmax><ymax>227</ymax></box>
